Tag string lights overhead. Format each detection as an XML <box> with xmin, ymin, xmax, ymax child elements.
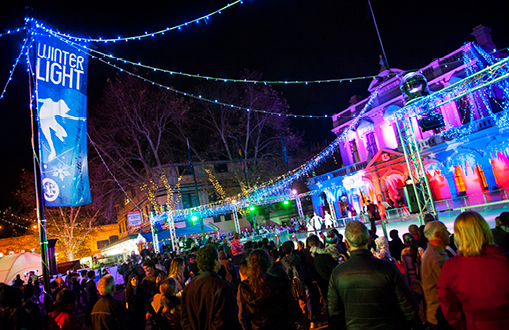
<box><xmin>46</xmin><ymin>31</ymin><xmax>336</xmax><ymax>118</ymax></box>
<box><xmin>0</xmin><ymin>26</ymin><xmax>25</xmax><ymax>38</ymax></box>
<box><xmin>2</xmin><ymin>7</ymin><xmax>508</xmax><ymax>233</ymax></box>
<box><xmin>0</xmin><ymin>37</ymin><xmax>28</xmax><ymax>100</ymax></box>
<box><xmin>28</xmin><ymin>1</ymin><xmax>243</xmax><ymax>43</ymax></box>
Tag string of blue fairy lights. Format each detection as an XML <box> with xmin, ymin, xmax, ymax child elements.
<box><xmin>47</xmin><ymin>30</ymin><xmax>338</xmax><ymax>119</ymax></box>
<box><xmin>45</xmin><ymin>28</ymin><xmax>484</xmax><ymax>120</ymax></box>
<box><xmin>164</xmin><ymin>43</ymin><xmax>509</xmax><ymax>220</ymax></box>
<box><xmin>0</xmin><ymin>36</ymin><xmax>29</xmax><ymax>100</ymax></box>
<box><xmin>0</xmin><ymin>26</ymin><xmax>26</xmax><ymax>38</ymax></box>
<box><xmin>29</xmin><ymin>1</ymin><xmax>244</xmax><ymax>43</ymax></box>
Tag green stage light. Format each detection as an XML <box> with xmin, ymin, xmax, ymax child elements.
<box><xmin>249</xmin><ymin>206</ymin><xmax>255</xmax><ymax>211</ymax></box>
<box><xmin>283</xmin><ymin>200</ymin><xmax>289</xmax><ymax>205</ymax></box>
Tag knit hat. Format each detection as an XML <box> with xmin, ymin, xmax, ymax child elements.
<box><xmin>325</xmin><ymin>231</ymin><xmax>338</xmax><ymax>245</ymax></box>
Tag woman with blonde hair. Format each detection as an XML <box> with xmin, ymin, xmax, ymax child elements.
<box><xmin>167</xmin><ymin>257</ymin><xmax>185</xmax><ymax>297</ymax></box>
<box><xmin>437</xmin><ymin>211</ymin><xmax>509</xmax><ymax>330</ymax></box>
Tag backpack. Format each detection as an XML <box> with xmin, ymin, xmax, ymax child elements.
<box><xmin>290</xmin><ymin>276</ymin><xmax>305</xmax><ymax>301</ymax></box>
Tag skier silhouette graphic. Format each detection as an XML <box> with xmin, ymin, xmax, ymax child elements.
<box><xmin>38</xmin><ymin>98</ymin><xmax>86</xmax><ymax>161</ymax></box>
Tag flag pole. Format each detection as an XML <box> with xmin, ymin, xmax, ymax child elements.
<box><xmin>27</xmin><ymin>14</ymin><xmax>51</xmax><ymax>296</ymax></box>
<box><xmin>368</xmin><ymin>0</ymin><xmax>389</xmax><ymax>68</ymax></box>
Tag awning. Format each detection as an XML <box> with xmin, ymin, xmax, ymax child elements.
<box><xmin>141</xmin><ymin>223</ymin><xmax>217</xmax><ymax>242</ymax></box>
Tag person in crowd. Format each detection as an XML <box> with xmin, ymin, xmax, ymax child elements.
<box><xmin>310</xmin><ymin>230</ymin><xmax>344</xmax><ymax>260</ymax></box>
<box><xmin>68</xmin><ymin>274</ymin><xmax>85</xmax><ymax>313</ymax></box>
<box><xmin>167</xmin><ymin>257</ymin><xmax>186</xmax><ymax>297</ymax></box>
<box><xmin>366</xmin><ymin>200</ymin><xmax>381</xmax><ymax>236</ymax></box>
<box><xmin>220</xmin><ymin>237</ymin><xmax>232</xmax><ymax>257</ymax></box>
<box><xmin>120</xmin><ymin>261</ymin><xmax>132</xmax><ymax>285</ymax></box>
<box><xmin>187</xmin><ymin>250</ymin><xmax>200</xmax><ymax>277</ymax></box>
<box><xmin>142</xmin><ymin>260</ymin><xmax>165</xmax><ymax>330</ymax></box>
<box><xmin>49</xmin><ymin>280</ymin><xmax>61</xmax><ymax>310</ymax></box>
<box><xmin>46</xmin><ymin>289</ymin><xmax>82</xmax><ymax>330</ymax></box>
<box><xmin>388</xmin><ymin>229</ymin><xmax>405</xmax><ymax>261</ymax></box>
<box><xmin>159</xmin><ymin>279</ymin><xmax>182</xmax><ymax>330</ymax></box>
<box><xmin>85</xmin><ymin>270</ymin><xmax>99</xmax><ymax>328</ymax></box>
<box><xmin>401</xmin><ymin>233</ymin><xmax>424</xmax><ymax>261</ymax></box>
<box><xmin>239</xmin><ymin>249</ymin><xmax>302</xmax><ymax>330</ymax></box>
<box><xmin>0</xmin><ymin>284</ymin><xmax>30</xmax><ymax>330</ymax></box>
<box><xmin>237</xmin><ymin>260</ymin><xmax>250</xmax><ymax>330</ymax></box>
<box><xmin>408</xmin><ymin>224</ymin><xmax>419</xmax><ymax>241</ymax></box>
<box><xmin>306</xmin><ymin>234</ymin><xmax>338</xmax><ymax>310</ymax></box>
<box><xmin>401</xmin><ymin>233</ymin><xmax>426</xmax><ymax>327</ymax></box>
<box><xmin>371</xmin><ymin>236</ymin><xmax>395</xmax><ymax>261</ymax></box>
<box><xmin>323</xmin><ymin>211</ymin><xmax>334</xmax><ymax>229</ymax></box>
<box><xmin>30</xmin><ymin>271</ymin><xmax>40</xmax><ymax>298</ymax></box>
<box><xmin>378</xmin><ymin>200</ymin><xmax>387</xmax><ymax>219</ymax></box>
<box><xmin>123</xmin><ymin>274</ymin><xmax>146</xmax><ymax>330</ymax></box>
<box><xmin>437</xmin><ymin>211</ymin><xmax>509</xmax><ymax>330</ymax></box>
<box><xmin>328</xmin><ymin>221</ymin><xmax>417</xmax><ymax>329</ymax></box>
<box><xmin>180</xmin><ymin>244</ymin><xmax>241</xmax><ymax>330</ymax></box>
<box><xmin>230</xmin><ymin>232</ymin><xmax>245</xmax><ymax>268</ymax></box>
<box><xmin>219</xmin><ymin>251</ymin><xmax>236</xmax><ymax>286</ymax></box>
<box><xmin>310</xmin><ymin>212</ymin><xmax>323</xmax><ymax>235</ymax></box>
<box><xmin>416</xmin><ymin>225</ymin><xmax>428</xmax><ymax>250</ymax></box>
<box><xmin>335</xmin><ymin>232</ymin><xmax>348</xmax><ymax>255</ymax></box>
<box><xmin>279</xmin><ymin>240</ymin><xmax>310</xmax><ymax>326</ymax></box>
<box><xmin>491</xmin><ymin>211</ymin><xmax>509</xmax><ymax>251</ymax></box>
<box><xmin>421</xmin><ymin>221</ymin><xmax>453</xmax><ymax>330</ymax></box>
<box><xmin>91</xmin><ymin>274</ymin><xmax>133</xmax><ymax>330</ymax></box>
<box><xmin>141</xmin><ymin>259</ymin><xmax>165</xmax><ymax>300</ymax></box>
<box><xmin>80</xmin><ymin>270</ymin><xmax>89</xmax><ymax>308</ymax></box>
<box><xmin>22</xmin><ymin>284</ymin><xmax>42</xmax><ymax>330</ymax></box>
<box><xmin>13</xmin><ymin>274</ymin><xmax>24</xmax><ymax>287</ymax></box>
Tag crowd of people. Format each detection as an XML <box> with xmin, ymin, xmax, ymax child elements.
<box><xmin>1</xmin><ymin>210</ymin><xmax>508</xmax><ymax>330</ymax></box>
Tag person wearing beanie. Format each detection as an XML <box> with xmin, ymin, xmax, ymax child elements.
<box><xmin>310</xmin><ymin>231</ymin><xmax>342</xmax><ymax>260</ymax></box>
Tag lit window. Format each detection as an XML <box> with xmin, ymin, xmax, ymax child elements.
<box><xmin>453</xmin><ymin>166</ymin><xmax>466</xmax><ymax>193</ymax></box>
<box><xmin>476</xmin><ymin>164</ymin><xmax>489</xmax><ymax>191</ymax></box>
<box><xmin>350</xmin><ymin>140</ymin><xmax>360</xmax><ymax>163</ymax></box>
<box><xmin>366</xmin><ymin>132</ymin><xmax>378</xmax><ymax>158</ymax></box>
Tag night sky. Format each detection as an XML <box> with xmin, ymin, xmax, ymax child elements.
<box><xmin>0</xmin><ymin>0</ymin><xmax>508</xmax><ymax>211</ymax></box>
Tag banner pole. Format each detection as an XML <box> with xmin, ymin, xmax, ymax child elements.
<box><xmin>26</xmin><ymin>17</ymin><xmax>51</xmax><ymax>298</ymax></box>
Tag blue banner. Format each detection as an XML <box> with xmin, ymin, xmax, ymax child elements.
<box><xmin>35</xmin><ymin>31</ymin><xmax>91</xmax><ymax>206</ymax></box>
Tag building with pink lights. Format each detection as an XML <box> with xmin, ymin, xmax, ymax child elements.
<box><xmin>307</xmin><ymin>26</ymin><xmax>509</xmax><ymax>219</ymax></box>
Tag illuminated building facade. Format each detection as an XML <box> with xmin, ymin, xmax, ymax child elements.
<box><xmin>307</xmin><ymin>26</ymin><xmax>509</xmax><ymax>218</ymax></box>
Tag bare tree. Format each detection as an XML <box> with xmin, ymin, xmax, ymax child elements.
<box><xmin>89</xmin><ymin>73</ymin><xmax>190</xmax><ymax>213</ymax></box>
<box><xmin>11</xmin><ymin>166</ymin><xmax>109</xmax><ymax>262</ymax></box>
<box><xmin>196</xmin><ymin>70</ymin><xmax>302</xmax><ymax>190</ymax></box>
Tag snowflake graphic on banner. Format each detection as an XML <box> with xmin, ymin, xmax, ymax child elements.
<box><xmin>52</xmin><ymin>164</ymin><xmax>71</xmax><ymax>181</ymax></box>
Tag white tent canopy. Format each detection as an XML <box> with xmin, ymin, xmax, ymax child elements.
<box><xmin>0</xmin><ymin>252</ymin><xmax>42</xmax><ymax>284</ymax></box>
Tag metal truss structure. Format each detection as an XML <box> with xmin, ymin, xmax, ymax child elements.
<box><xmin>395</xmin><ymin>55</ymin><xmax>509</xmax><ymax>223</ymax></box>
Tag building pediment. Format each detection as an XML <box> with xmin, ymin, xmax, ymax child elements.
<box><xmin>365</xmin><ymin>148</ymin><xmax>404</xmax><ymax>169</ymax></box>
